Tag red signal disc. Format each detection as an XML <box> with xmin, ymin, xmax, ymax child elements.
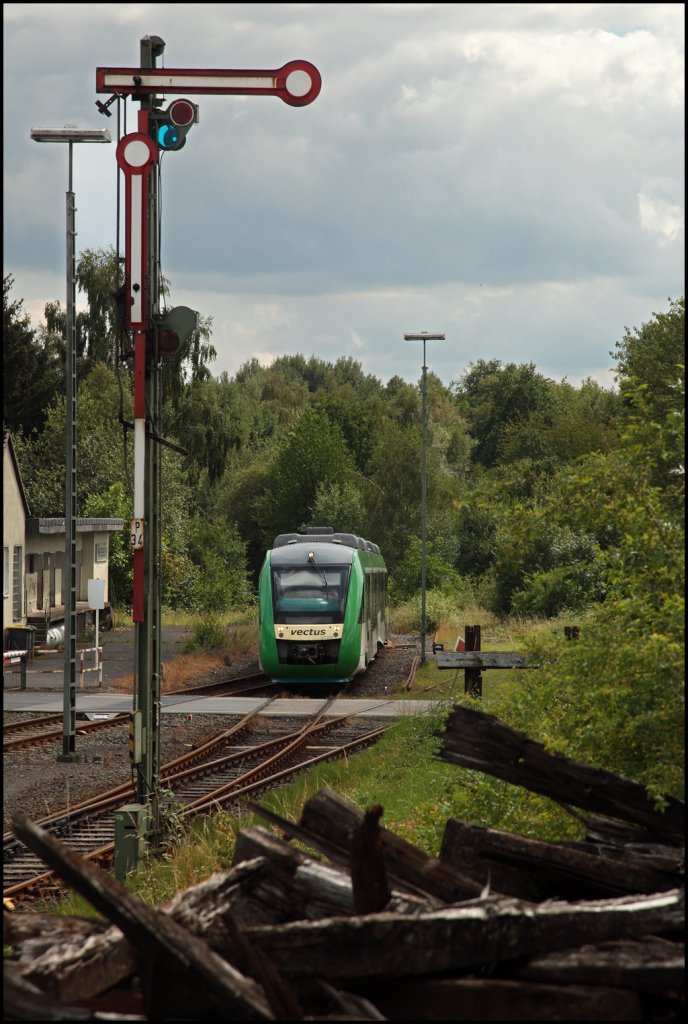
<box><xmin>169</xmin><ymin>99</ymin><xmax>196</xmax><ymax>127</ymax></box>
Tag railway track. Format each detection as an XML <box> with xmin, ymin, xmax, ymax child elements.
<box><xmin>173</xmin><ymin>670</ymin><xmax>280</xmax><ymax>697</ymax></box>
<box><xmin>2</xmin><ymin>673</ymin><xmax>280</xmax><ymax>753</ymax></box>
<box><xmin>3</xmin><ymin>699</ymin><xmax>389</xmax><ymax>903</ymax></box>
<box><xmin>3</xmin><ymin>713</ymin><xmax>64</xmax><ymax>737</ymax></box>
<box><xmin>3</xmin><ymin>712</ymin><xmax>131</xmax><ymax>752</ymax></box>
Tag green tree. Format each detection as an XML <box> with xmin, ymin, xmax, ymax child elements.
<box><xmin>363</xmin><ymin>420</ymin><xmax>425</xmax><ymax>572</ymax></box>
<box><xmin>312</xmin><ymin>383</ymin><xmax>383</xmax><ymax>474</ymax></box>
<box><xmin>308</xmin><ymin>480</ymin><xmax>366</xmax><ymax>536</ymax></box>
<box><xmin>13</xmin><ymin>363</ymin><xmax>134</xmax><ymax>517</ymax></box>
<box><xmin>75</xmin><ymin>247</ymin><xmax>122</xmax><ymax>370</ymax></box>
<box><xmin>612</xmin><ymin>296</ymin><xmax>684</xmax><ymax>418</ymax></box>
<box><xmin>488</xmin><ymin>494</ymin><xmax>604</xmax><ymax>615</ymax></box>
<box><xmin>215</xmin><ymin>456</ymin><xmax>276</xmax><ymax>582</ymax></box>
<box><xmin>160</xmin><ymin>310</ymin><xmax>217</xmax><ymax>410</ymax></box>
<box><xmin>426</xmin><ymin>373</ymin><xmax>473</xmax><ymax>477</ymax></box>
<box><xmin>446</xmin><ymin>493</ymin><xmax>498</xmax><ymax>578</ymax></box>
<box><xmin>184</xmin><ymin>515</ymin><xmax>254</xmax><ymax>612</ymax></box>
<box><xmin>255</xmin><ymin>407</ymin><xmax>355</xmax><ymax>546</ymax></box>
<box><xmin>257</xmin><ymin>360</ymin><xmax>310</xmax><ymax>426</ymax></box>
<box><xmin>451</xmin><ymin>360</ymin><xmax>558</xmax><ymax>467</ymax></box>
<box><xmin>384</xmin><ymin>375</ymin><xmax>421</xmax><ymax>429</ymax></box>
<box><xmin>270</xmin><ymin>353</ymin><xmax>334</xmax><ymax>393</ymax></box>
<box><xmin>496</xmin><ymin>386</ymin><xmax>684</xmax><ymax>798</ymax></box>
<box><xmin>497</xmin><ymin>380</ymin><xmax>621</xmax><ymax>466</ymax></box>
<box><xmin>391</xmin><ymin>535</ymin><xmax>463</xmax><ymax>603</ymax></box>
<box><xmin>487</xmin><ymin>303</ymin><xmax>684</xmax><ymax>794</ymax></box>
<box><xmin>167</xmin><ymin>375</ymin><xmax>240</xmax><ymax>487</ymax></box>
<box><xmin>3</xmin><ymin>274</ymin><xmax>62</xmax><ymax>435</ymax></box>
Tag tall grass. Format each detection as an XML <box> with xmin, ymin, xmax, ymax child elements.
<box><xmin>180</xmin><ymin>608</ymin><xmax>259</xmax><ymax>663</ymax></box>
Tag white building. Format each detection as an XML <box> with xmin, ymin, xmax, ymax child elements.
<box><xmin>3</xmin><ymin>431</ymin><xmax>124</xmax><ymax>651</ymax></box>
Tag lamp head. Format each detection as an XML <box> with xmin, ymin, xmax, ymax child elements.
<box><xmin>403</xmin><ymin>332</ymin><xmax>445</xmax><ymax>341</ymax></box>
<box><xmin>30</xmin><ymin>126</ymin><xmax>112</xmax><ymax>143</ymax></box>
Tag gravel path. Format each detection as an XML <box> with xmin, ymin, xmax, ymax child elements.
<box><xmin>3</xmin><ymin>638</ymin><xmax>418</xmax><ymax>833</ymax></box>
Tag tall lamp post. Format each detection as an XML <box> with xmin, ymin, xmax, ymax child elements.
<box><xmin>404</xmin><ymin>332</ymin><xmax>445</xmax><ymax>666</ymax></box>
<box><xmin>30</xmin><ymin>125</ymin><xmax>111</xmax><ymax>762</ymax></box>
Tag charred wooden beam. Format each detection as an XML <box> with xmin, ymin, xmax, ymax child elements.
<box><xmin>10</xmin><ymin>814</ymin><xmax>274</xmax><ymax>1021</ymax></box>
<box><xmin>249</xmin><ymin>787</ymin><xmax>492</xmax><ymax>904</ymax></box>
<box><xmin>243</xmin><ymin>890</ymin><xmax>684</xmax><ymax>982</ymax></box>
<box><xmin>11</xmin><ymin>860</ymin><xmax>267</xmax><ymax>1005</ymax></box>
<box><xmin>584</xmin><ymin>813</ymin><xmax>685</xmax><ymax>855</ymax></box>
<box><xmin>3</xmin><ymin>965</ymin><xmax>145</xmax><ymax>1021</ymax></box>
<box><xmin>351</xmin><ymin>976</ymin><xmax>643</xmax><ymax>1021</ymax></box>
<box><xmin>10</xmin><ymin>833</ymin><xmax>426</xmax><ymax>1010</ymax></box>
<box><xmin>435</xmin><ymin>652</ymin><xmax>530</xmax><ymax>669</ymax></box>
<box><xmin>505</xmin><ymin>937</ymin><xmax>684</xmax><ymax>993</ymax></box>
<box><xmin>440</xmin><ymin>818</ymin><xmax>682</xmax><ymax>901</ymax></box>
<box><xmin>436</xmin><ymin>706</ymin><xmax>684</xmax><ymax>841</ymax></box>
<box><xmin>234</xmin><ymin>825</ymin><xmax>432</xmax><ymax>917</ymax></box>
<box><xmin>315</xmin><ymin>980</ymin><xmax>388</xmax><ymax>1021</ymax></box>
<box><xmin>349</xmin><ymin>804</ymin><xmax>392</xmax><ymax>914</ymax></box>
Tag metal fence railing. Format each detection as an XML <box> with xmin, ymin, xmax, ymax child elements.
<box><xmin>3</xmin><ymin>646</ymin><xmax>103</xmax><ymax>690</ymax></box>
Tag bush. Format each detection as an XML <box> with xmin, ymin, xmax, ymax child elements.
<box><xmin>390</xmin><ymin>586</ymin><xmax>479</xmax><ymax>635</ymax></box>
<box><xmin>510</xmin><ymin>563</ymin><xmax>606</xmax><ymax>617</ymax></box>
<box><xmin>181</xmin><ymin>616</ymin><xmax>226</xmax><ymax>653</ymax></box>
<box><xmin>221</xmin><ymin>613</ymin><xmax>259</xmax><ymax>663</ymax></box>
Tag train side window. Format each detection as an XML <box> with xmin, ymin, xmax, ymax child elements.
<box><xmin>360</xmin><ymin>572</ymin><xmax>370</xmax><ymax>624</ymax></box>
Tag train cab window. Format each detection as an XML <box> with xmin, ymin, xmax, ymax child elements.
<box><xmin>272</xmin><ymin>566</ymin><xmax>350</xmax><ymax>624</ymax></box>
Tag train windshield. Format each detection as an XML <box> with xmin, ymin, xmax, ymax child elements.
<box><xmin>272</xmin><ymin>566</ymin><xmax>350</xmax><ymax>624</ymax></box>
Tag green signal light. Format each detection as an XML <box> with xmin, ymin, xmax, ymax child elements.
<box><xmin>152</xmin><ymin>98</ymin><xmax>197</xmax><ymax>152</ymax></box>
<box><xmin>158</xmin><ymin>124</ymin><xmax>181</xmax><ymax>149</ymax></box>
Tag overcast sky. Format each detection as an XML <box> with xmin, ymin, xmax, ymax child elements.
<box><xmin>4</xmin><ymin>3</ymin><xmax>684</xmax><ymax>391</ymax></box>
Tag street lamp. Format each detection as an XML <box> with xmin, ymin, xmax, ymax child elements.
<box><xmin>30</xmin><ymin>125</ymin><xmax>111</xmax><ymax>762</ymax></box>
<box><xmin>404</xmin><ymin>332</ymin><xmax>445</xmax><ymax>666</ymax></box>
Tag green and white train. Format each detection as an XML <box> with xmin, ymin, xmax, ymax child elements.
<box><xmin>258</xmin><ymin>527</ymin><xmax>388</xmax><ymax>685</ymax></box>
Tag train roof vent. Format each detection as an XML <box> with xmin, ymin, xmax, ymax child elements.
<box><xmin>273</xmin><ymin>533</ymin><xmax>302</xmax><ymax>548</ymax></box>
<box><xmin>306</xmin><ymin>526</ymin><xmax>334</xmax><ymax>535</ymax></box>
<box><xmin>332</xmin><ymin>532</ymin><xmax>359</xmax><ymax>548</ymax></box>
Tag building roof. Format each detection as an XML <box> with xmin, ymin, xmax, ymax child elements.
<box><xmin>3</xmin><ymin>431</ymin><xmax>31</xmax><ymax>518</ymax></box>
<box><xmin>26</xmin><ymin>518</ymin><xmax>125</xmax><ymax>535</ymax></box>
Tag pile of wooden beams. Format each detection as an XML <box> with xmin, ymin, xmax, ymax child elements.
<box><xmin>4</xmin><ymin>705</ymin><xmax>684</xmax><ymax>1020</ymax></box>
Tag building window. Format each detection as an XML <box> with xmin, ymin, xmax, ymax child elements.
<box><xmin>3</xmin><ymin>546</ymin><xmax>9</xmax><ymax>598</ymax></box>
<box><xmin>13</xmin><ymin>545</ymin><xmax>23</xmax><ymax>619</ymax></box>
<box><xmin>95</xmin><ymin>542</ymin><xmax>108</xmax><ymax>563</ymax></box>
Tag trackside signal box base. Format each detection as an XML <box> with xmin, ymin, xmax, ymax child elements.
<box><xmin>114</xmin><ymin>803</ymin><xmax>150</xmax><ymax>881</ymax></box>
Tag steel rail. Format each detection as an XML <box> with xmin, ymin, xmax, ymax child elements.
<box><xmin>3</xmin><ymin>713</ymin><xmax>131</xmax><ymax>752</ymax></box>
<box><xmin>2</xmin><ymin>713</ymin><xmax>64</xmax><ymax>736</ymax></box>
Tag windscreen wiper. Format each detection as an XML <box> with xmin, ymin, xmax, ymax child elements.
<box><xmin>307</xmin><ymin>550</ymin><xmax>329</xmax><ymax>599</ymax></box>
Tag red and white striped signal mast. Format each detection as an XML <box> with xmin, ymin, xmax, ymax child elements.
<box><xmin>98</xmin><ymin>35</ymin><xmax>320</xmax><ymax>867</ymax></box>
